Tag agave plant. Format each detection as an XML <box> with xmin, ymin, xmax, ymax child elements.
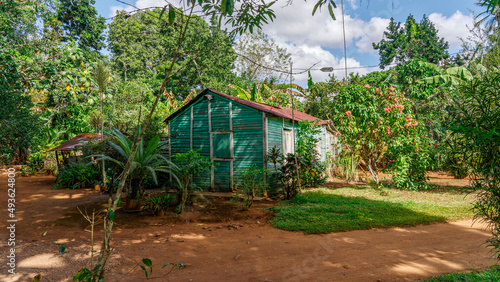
<box><xmin>92</xmin><ymin>127</ymin><xmax>177</xmax><ymax>199</ymax></box>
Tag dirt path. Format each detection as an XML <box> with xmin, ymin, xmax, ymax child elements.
<box><xmin>0</xmin><ymin>172</ymin><xmax>496</xmax><ymax>281</ymax></box>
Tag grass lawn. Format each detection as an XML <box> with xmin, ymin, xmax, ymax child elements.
<box><xmin>269</xmin><ymin>186</ymin><xmax>474</xmax><ymax>234</ymax></box>
<box><xmin>419</xmin><ymin>265</ymin><xmax>500</xmax><ymax>281</ymax></box>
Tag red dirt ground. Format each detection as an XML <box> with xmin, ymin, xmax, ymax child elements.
<box><xmin>0</xmin><ymin>169</ymin><xmax>496</xmax><ymax>282</ymax></box>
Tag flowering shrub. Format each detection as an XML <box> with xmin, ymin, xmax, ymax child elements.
<box><xmin>331</xmin><ymin>83</ymin><xmax>427</xmax><ymax>188</ymax></box>
<box><xmin>389</xmin><ymin>134</ymin><xmax>435</xmax><ymax>190</ymax></box>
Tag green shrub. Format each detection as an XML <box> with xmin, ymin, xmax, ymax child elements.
<box><xmin>27</xmin><ymin>151</ymin><xmax>44</xmax><ymax>172</ymax></box>
<box><xmin>391</xmin><ymin>140</ymin><xmax>431</xmax><ymax>190</ymax></box>
<box><xmin>296</xmin><ymin>120</ymin><xmax>327</xmax><ymax>188</ymax></box>
<box><xmin>142</xmin><ymin>194</ymin><xmax>175</xmax><ymax>214</ymax></box>
<box><xmin>235</xmin><ymin>165</ymin><xmax>268</xmax><ymax>209</ymax></box>
<box><xmin>55</xmin><ymin>163</ymin><xmax>101</xmax><ymax>189</ymax></box>
<box><xmin>171</xmin><ymin>149</ymin><xmax>212</xmax><ymax>213</ymax></box>
<box><xmin>450</xmin><ymin>71</ymin><xmax>500</xmax><ymax>259</ymax></box>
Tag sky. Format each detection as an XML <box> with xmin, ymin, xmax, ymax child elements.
<box><xmin>94</xmin><ymin>0</ymin><xmax>482</xmax><ymax>85</ymax></box>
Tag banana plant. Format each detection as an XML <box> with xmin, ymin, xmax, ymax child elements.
<box><xmin>163</xmin><ymin>89</ymin><xmax>195</xmax><ymax>110</ymax></box>
<box><xmin>418</xmin><ymin>66</ymin><xmax>473</xmax><ymax>85</ymax></box>
<box><xmin>229</xmin><ymin>81</ymin><xmax>306</xmax><ymax>107</ymax></box>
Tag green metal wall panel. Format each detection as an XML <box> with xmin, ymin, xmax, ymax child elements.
<box><xmin>191</xmin><ymin>99</ymin><xmax>211</xmax><ymax>187</ymax></box>
<box><xmin>170</xmin><ymin>112</ymin><xmax>191</xmax><ymax>155</ymax></box>
<box><xmin>231</xmin><ymin>100</ymin><xmax>263</xmax><ymax>183</ymax></box>
<box><xmin>210</xmin><ymin>97</ymin><xmax>230</xmax><ymax>132</ymax></box>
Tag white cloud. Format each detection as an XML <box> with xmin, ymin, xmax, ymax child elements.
<box><xmin>428</xmin><ymin>11</ymin><xmax>474</xmax><ymax>51</ymax></box>
<box><xmin>278</xmin><ymin>43</ymin><xmax>366</xmax><ymax>84</ymax></box>
<box><xmin>261</xmin><ymin>0</ymin><xmax>392</xmax><ymax>56</ymax></box>
<box><xmin>355</xmin><ymin>17</ymin><xmax>390</xmax><ymax>53</ymax></box>
<box><xmin>262</xmin><ymin>1</ymin><xmax>367</xmax><ymax>49</ymax></box>
<box><xmin>347</xmin><ymin>0</ymin><xmax>359</xmax><ymax>10</ymax></box>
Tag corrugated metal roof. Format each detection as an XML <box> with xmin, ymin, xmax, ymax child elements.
<box><xmin>49</xmin><ymin>133</ymin><xmax>102</xmax><ymax>151</ymax></box>
<box><xmin>165</xmin><ymin>88</ymin><xmax>328</xmax><ymax>125</ymax></box>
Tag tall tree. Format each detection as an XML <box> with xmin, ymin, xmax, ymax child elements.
<box><xmin>373</xmin><ymin>15</ymin><xmax>449</xmax><ymax>69</ymax></box>
<box><xmin>108</xmin><ymin>9</ymin><xmax>236</xmax><ymax>98</ymax></box>
<box><xmin>0</xmin><ymin>53</ymin><xmax>40</xmax><ymax>163</ymax></box>
<box><xmin>56</xmin><ymin>0</ymin><xmax>106</xmax><ymax>51</ymax></box>
<box><xmin>234</xmin><ymin>29</ymin><xmax>292</xmax><ymax>82</ymax></box>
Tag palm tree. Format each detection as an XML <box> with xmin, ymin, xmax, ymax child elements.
<box><xmin>476</xmin><ymin>0</ymin><xmax>500</xmax><ymax>32</ymax></box>
<box><xmin>92</xmin><ymin>128</ymin><xmax>177</xmax><ymax>199</ymax></box>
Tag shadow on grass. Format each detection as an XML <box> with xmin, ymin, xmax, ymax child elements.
<box><xmin>425</xmin><ymin>184</ymin><xmax>474</xmax><ymax>195</ymax></box>
<box><xmin>269</xmin><ymin>190</ymin><xmax>447</xmax><ymax>234</ymax></box>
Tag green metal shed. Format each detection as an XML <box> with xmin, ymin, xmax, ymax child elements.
<box><xmin>165</xmin><ymin>88</ymin><xmax>338</xmax><ymax>191</ymax></box>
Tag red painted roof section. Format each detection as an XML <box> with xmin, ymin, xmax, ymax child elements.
<box><xmin>166</xmin><ymin>88</ymin><xmax>327</xmax><ymax>125</ymax></box>
<box><xmin>49</xmin><ymin>133</ymin><xmax>102</xmax><ymax>151</ymax></box>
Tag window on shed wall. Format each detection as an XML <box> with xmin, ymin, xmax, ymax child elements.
<box><xmin>282</xmin><ymin>129</ymin><xmax>294</xmax><ymax>155</ymax></box>
<box><xmin>213</xmin><ymin>133</ymin><xmax>232</xmax><ymax>159</ymax></box>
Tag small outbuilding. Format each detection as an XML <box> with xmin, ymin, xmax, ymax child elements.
<box><xmin>49</xmin><ymin>133</ymin><xmax>102</xmax><ymax>166</ymax></box>
<box><xmin>165</xmin><ymin>88</ymin><xmax>337</xmax><ymax>191</ymax></box>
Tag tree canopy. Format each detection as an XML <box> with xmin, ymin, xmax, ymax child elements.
<box><xmin>234</xmin><ymin>29</ymin><xmax>292</xmax><ymax>82</ymax></box>
<box><xmin>108</xmin><ymin>9</ymin><xmax>236</xmax><ymax>98</ymax></box>
<box><xmin>373</xmin><ymin>15</ymin><xmax>449</xmax><ymax>69</ymax></box>
<box><xmin>56</xmin><ymin>0</ymin><xmax>106</xmax><ymax>51</ymax></box>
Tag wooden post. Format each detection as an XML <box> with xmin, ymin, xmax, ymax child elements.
<box><xmin>208</xmin><ymin>97</ymin><xmax>214</xmax><ymax>190</ymax></box>
<box><xmin>190</xmin><ymin>107</ymin><xmax>193</xmax><ymax>150</ymax></box>
<box><xmin>229</xmin><ymin>102</ymin><xmax>233</xmax><ymax>190</ymax></box>
<box><xmin>55</xmin><ymin>151</ymin><xmax>60</xmax><ymax>167</ymax></box>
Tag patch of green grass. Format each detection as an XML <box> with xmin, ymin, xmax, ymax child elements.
<box><xmin>269</xmin><ymin>186</ymin><xmax>474</xmax><ymax>234</ymax></box>
<box><xmin>419</xmin><ymin>265</ymin><xmax>500</xmax><ymax>281</ymax></box>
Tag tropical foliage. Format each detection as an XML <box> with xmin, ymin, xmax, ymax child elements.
<box><xmin>171</xmin><ymin>149</ymin><xmax>212</xmax><ymax>213</ymax></box>
<box><xmin>373</xmin><ymin>15</ymin><xmax>449</xmax><ymax>68</ymax></box>
<box><xmin>8</xmin><ymin>0</ymin><xmax>500</xmax><ymax>277</ymax></box>
<box><xmin>450</xmin><ymin>71</ymin><xmax>500</xmax><ymax>259</ymax></box>
<box><xmin>92</xmin><ymin>128</ymin><xmax>174</xmax><ymax>199</ymax></box>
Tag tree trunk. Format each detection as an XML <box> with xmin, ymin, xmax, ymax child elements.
<box><xmin>366</xmin><ymin>158</ymin><xmax>380</xmax><ymax>189</ymax></box>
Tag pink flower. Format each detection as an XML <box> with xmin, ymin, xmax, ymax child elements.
<box><xmin>364</xmin><ymin>84</ymin><xmax>370</xmax><ymax>89</ymax></box>
<box><xmin>413</xmin><ymin>121</ymin><xmax>418</xmax><ymax>126</ymax></box>
<box><xmin>416</xmin><ymin>147</ymin><xmax>419</xmax><ymax>151</ymax></box>
<box><xmin>375</xmin><ymin>87</ymin><xmax>380</xmax><ymax>93</ymax></box>
<box><xmin>348</xmin><ymin>126</ymin><xmax>352</xmax><ymax>130</ymax></box>
<box><xmin>406</xmin><ymin>115</ymin><xmax>411</xmax><ymax>119</ymax></box>
<box><xmin>390</xmin><ymin>86</ymin><xmax>395</xmax><ymax>92</ymax></box>
<box><xmin>345</xmin><ymin>111</ymin><xmax>351</xmax><ymax>116</ymax></box>
<box><xmin>384</xmin><ymin>108</ymin><xmax>391</xmax><ymax>113</ymax></box>
<box><xmin>388</xmin><ymin>96</ymin><xmax>391</xmax><ymax>101</ymax></box>
<box><xmin>372</xmin><ymin>130</ymin><xmax>376</xmax><ymax>133</ymax></box>
<box><xmin>400</xmin><ymin>126</ymin><xmax>404</xmax><ymax>129</ymax></box>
